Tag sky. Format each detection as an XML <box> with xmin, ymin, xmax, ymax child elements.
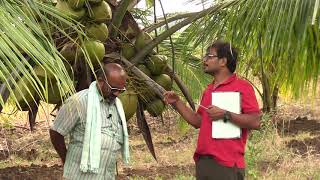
<box><xmin>136</xmin><ymin>0</ymin><xmax>210</xmax><ymax>17</ymax></box>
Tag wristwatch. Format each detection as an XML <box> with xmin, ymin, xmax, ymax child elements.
<box><xmin>223</xmin><ymin>111</ymin><xmax>231</xmax><ymax>123</ymax></box>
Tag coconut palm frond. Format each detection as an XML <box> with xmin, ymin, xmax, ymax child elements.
<box><xmin>179</xmin><ymin>0</ymin><xmax>320</xmax><ymax>98</ymax></box>
<box><xmin>0</xmin><ymin>0</ymin><xmax>86</xmax><ymax>108</ymax></box>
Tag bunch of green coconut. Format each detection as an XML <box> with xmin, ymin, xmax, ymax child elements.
<box><xmin>13</xmin><ymin>0</ymin><xmax>111</xmax><ymax>111</ymax></box>
<box><xmin>119</xmin><ymin>31</ymin><xmax>173</xmax><ymax>120</ymax></box>
<box><xmin>13</xmin><ymin>62</ymin><xmax>73</xmax><ymax>111</ymax></box>
<box><xmin>14</xmin><ymin>0</ymin><xmax>172</xmax><ymax>121</ymax></box>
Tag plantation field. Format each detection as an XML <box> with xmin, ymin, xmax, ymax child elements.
<box><xmin>0</xmin><ymin>97</ymin><xmax>320</xmax><ymax>180</ymax></box>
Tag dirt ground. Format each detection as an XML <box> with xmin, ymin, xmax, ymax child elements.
<box><xmin>0</xmin><ymin>99</ymin><xmax>319</xmax><ymax>179</ymax></box>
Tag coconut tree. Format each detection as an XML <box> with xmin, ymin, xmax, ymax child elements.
<box><xmin>167</xmin><ymin>0</ymin><xmax>320</xmax><ymax>112</ymax></box>
<box><xmin>0</xmin><ymin>0</ymin><xmax>319</xmax><ymax>158</ymax></box>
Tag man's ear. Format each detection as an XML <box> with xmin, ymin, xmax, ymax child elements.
<box><xmin>220</xmin><ymin>57</ymin><xmax>228</xmax><ymax>66</ymax></box>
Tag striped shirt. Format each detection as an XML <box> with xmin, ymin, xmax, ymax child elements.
<box><xmin>51</xmin><ymin>89</ymin><xmax>124</xmax><ymax>180</ymax></box>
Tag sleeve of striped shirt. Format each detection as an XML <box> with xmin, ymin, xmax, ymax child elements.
<box><xmin>51</xmin><ymin>97</ymin><xmax>83</xmax><ymax>136</ymax></box>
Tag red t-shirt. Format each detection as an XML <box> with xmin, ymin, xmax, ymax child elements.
<box><xmin>194</xmin><ymin>74</ymin><xmax>260</xmax><ymax>168</ymax></box>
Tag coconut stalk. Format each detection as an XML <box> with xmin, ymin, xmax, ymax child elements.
<box><xmin>153</xmin><ymin>0</ymin><xmax>159</xmax><ymax>53</ymax></box>
<box><xmin>105</xmin><ymin>53</ymin><xmax>166</xmax><ymax>99</ymax></box>
<box><xmin>165</xmin><ymin>66</ymin><xmax>195</xmax><ymax>110</ymax></box>
<box><xmin>107</xmin><ymin>53</ymin><xmax>195</xmax><ymax>113</ymax></box>
<box><xmin>144</xmin><ymin>12</ymin><xmax>197</xmax><ymax>33</ymax></box>
<box><xmin>158</xmin><ymin>0</ymin><xmax>176</xmax><ymax>75</ymax></box>
<box><xmin>109</xmin><ymin>0</ymin><xmax>131</xmax><ymax>38</ymax></box>
<box><xmin>28</xmin><ymin>101</ymin><xmax>39</xmax><ymax>131</ymax></box>
<box><xmin>136</xmin><ymin>100</ymin><xmax>157</xmax><ymax>160</ymax></box>
<box><xmin>130</xmin><ymin>0</ymin><xmax>238</xmax><ymax>65</ymax></box>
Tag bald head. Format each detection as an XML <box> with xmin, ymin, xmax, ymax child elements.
<box><xmin>97</xmin><ymin>63</ymin><xmax>126</xmax><ymax>79</ymax></box>
<box><xmin>96</xmin><ymin>63</ymin><xmax>127</xmax><ymax>101</ymax></box>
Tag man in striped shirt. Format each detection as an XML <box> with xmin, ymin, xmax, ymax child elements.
<box><xmin>49</xmin><ymin>63</ymin><xmax>128</xmax><ymax>180</ymax></box>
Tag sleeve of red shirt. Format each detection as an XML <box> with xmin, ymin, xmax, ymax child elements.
<box><xmin>241</xmin><ymin>82</ymin><xmax>260</xmax><ymax>114</ymax></box>
<box><xmin>196</xmin><ymin>92</ymin><xmax>206</xmax><ymax>115</ymax></box>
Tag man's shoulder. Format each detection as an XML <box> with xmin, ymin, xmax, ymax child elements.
<box><xmin>65</xmin><ymin>89</ymin><xmax>89</xmax><ymax>104</ymax></box>
<box><xmin>234</xmin><ymin>76</ymin><xmax>253</xmax><ymax>88</ymax></box>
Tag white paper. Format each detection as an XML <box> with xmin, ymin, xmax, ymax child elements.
<box><xmin>211</xmin><ymin>92</ymin><xmax>241</xmax><ymax>139</ymax></box>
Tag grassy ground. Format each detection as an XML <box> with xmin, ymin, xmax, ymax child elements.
<box><xmin>0</xmin><ymin>100</ymin><xmax>319</xmax><ymax>179</ymax></box>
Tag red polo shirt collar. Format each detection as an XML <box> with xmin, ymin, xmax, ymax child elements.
<box><xmin>210</xmin><ymin>74</ymin><xmax>237</xmax><ymax>91</ymax></box>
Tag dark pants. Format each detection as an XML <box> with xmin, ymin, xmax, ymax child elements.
<box><xmin>196</xmin><ymin>156</ymin><xmax>245</xmax><ymax>180</ymax></box>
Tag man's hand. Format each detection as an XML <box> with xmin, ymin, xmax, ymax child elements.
<box><xmin>49</xmin><ymin>129</ymin><xmax>67</xmax><ymax>165</ymax></box>
<box><xmin>163</xmin><ymin>91</ymin><xmax>201</xmax><ymax>128</ymax></box>
<box><xmin>205</xmin><ymin>105</ymin><xmax>226</xmax><ymax>121</ymax></box>
<box><xmin>163</xmin><ymin>91</ymin><xmax>180</xmax><ymax>105</ymax></box>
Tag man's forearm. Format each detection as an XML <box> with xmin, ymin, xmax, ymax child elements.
<box><xmin>229</xmin><ymin>112</ymin><xmax>261</xmax><ymax>130</ymax></box>
<box><xmin>49</xmin><ymin>129</ymin><xmax>67</xmax><ymax>164</ymax></box>
<box><xmin>173</xmin><ymin>100</ymin><xmax>201</xmax><ymax>128</ymax></box>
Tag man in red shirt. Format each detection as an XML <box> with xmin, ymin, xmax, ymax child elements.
<box><xmin>164</xmin><ymin>41</ymin><xmax>261</xmax><ymax>180</ymax></box>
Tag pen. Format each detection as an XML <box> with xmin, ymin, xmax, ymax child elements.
<box><xmin>195</xmin><ymin>102</ymin><xmax>208</xmax><ymax>110</ymax></box>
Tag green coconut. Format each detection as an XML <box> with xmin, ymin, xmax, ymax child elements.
<box><xmin>88</xmin><ymin>1</ymin><xmax>112</xmax><ymax>22</ymax></box>
<box><xmin>13</xmin><ymin>77</ymin><xmax>39</xmax><ymax>111</ymax></box>
<box><xmin>119</xmin><ymin>90</ymin><xmax>138</xmax><ymax>120</ymax></box>
<box><xmin>146</xmin><ymin>99</ymin><xmax>165</xmax><ymax>117</ymax></box>
<box><xmin>146</xmin><ymin>55</ymin><xmax>168</xmax><ymax>75</ymax></box>
<box><xmin>82</xmin><ymin>40</ymin><xmax>105</xmax><ymax>67</ymax></box>
<box><xmin>56</xmin><ymin>0</ymin><xmax>85</xmax><ymax>20</ymax></box>
<box><xmin>86</xmin><ymin>23</ymin><xmax>109</xmax><ymax>42</ymax></box>
<box><xmin>137</xmin><ymin>64</ymin><xmax>151</xmax><ymax>77</ymax></box>
<box><xmin>138</xmin><ymin>84</ymin><xmax>157</xmax><ymax>105</ymax></box>
<box><xmin>121</xmin><ymin>43</ymin><xmax>135</xmax><ymax>60</ymax></box>
<box><xmin>153</xmin><ymin>74</ymin><xmax>172</xmax><ymax>91</ymax></box>
<box><xmin>33</xmin><ymin>61</ymin><xmax>73</xmax><ymax>80</ymax></box>
<box><xmin>34</xmin><ymin>66</ymin><xmax>55</xmax><ymax>79</ymax></box>
<box><xmin>135</xmin><ymin>32</ymin><xmax>153</xmax><ymax>50</ymax></box>
<box><xmin>88</xmin><ymin>0</ymin><xmax>102</xmax><ymax>4</ymax></box>
<box><xmin>60</xmin><ymin>42</ymin><xmax>80</xmax><ymax>62</ymax></box>
<box><xmin>67</xmin><ymin>0</ymin><xmax>85</xmax><ymax>9</ymax></box>
<box><xmin>47</xmin><ymin>82</ymin><xmax>66</xmax><ymax>104</ymax></box>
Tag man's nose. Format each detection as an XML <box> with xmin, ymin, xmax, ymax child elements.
<box><xmin>112</xmin><ymin>91</ymin><xmax>121</xmax><ymax>96</ymax></box>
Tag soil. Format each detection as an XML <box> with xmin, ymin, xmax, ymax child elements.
<box><xmin>0</xmin><ymin>164</ymin><xmax>62</xmax><ymax>180</ymax></box>
<box><xmin>276</xmin><ymin>116</ymin><xmax>320</xmax><ymax>155</ymax></box>
<box><xmin>277</xmin><ymin>116</ymin><xmax>320</xmax><ymax>136</ymax></box>
<box><xmin>0</xmin><ymin>102</ymin><xmax>319</xmax><ymax>179</ymax></box>
<box><xmin>0</xmin><ymin>164</ymin><xmax>194</xmax><ymax>180</ymax></box>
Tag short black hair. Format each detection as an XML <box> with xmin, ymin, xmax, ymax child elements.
<box><xmin>208</xmin><ymin>41</ymin><xmax>238</xmax><ymax>73</ymax></box>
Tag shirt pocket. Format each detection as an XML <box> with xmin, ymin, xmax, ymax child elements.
<box><xmin>101</xmin><ymin>118</ymin><xmax>112</xmax><ymax>130</ymax></box>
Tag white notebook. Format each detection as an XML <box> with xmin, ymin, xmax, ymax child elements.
<box><xmin>211</xmin><ymin>92</ymin><xmax>241</xmax><ymax>139</ymax></box>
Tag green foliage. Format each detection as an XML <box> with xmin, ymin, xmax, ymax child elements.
<box><xmin>0</xmin><ymin>0</ymin><xmax>86</xmax><ymax>107</ymax></box>
<box><xmin>177</xmin><ymin>116</ymin><xmax>190</xmax><ymax>136</ymax></box>
<box><xmin>179</xmin><ymin>0</ymin><xmax>320</xmax><ymax>99</ymax></box>
<box><xmin>145</xmin><ymin>0</ymin><xmax>155</xmax><ymax>9</ymax></box>
<box><xmin>0</xmin><ymin>114</ymin><xmax>13</xmax><ymax>129</ymax></box>
<box><xmin>245</xmin><ymin>113</ymin><xmax>277</xmax><ymax>179</ymax></box>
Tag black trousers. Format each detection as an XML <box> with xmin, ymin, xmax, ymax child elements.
<box><xmin>196</xmin><ymin>156</ymin><xmax>245</xmax><ymax>180</ymax></box>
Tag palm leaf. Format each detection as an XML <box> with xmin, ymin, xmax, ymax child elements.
<box><xmin>0</xmin><ymin>0</ymin><xmax>86</xmax><ymax>108</ymax></box>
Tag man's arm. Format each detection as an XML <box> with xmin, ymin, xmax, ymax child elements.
<box><xmin>228</xmin><ymin>112</ymin><xmax>261</xmax><ymax>129</ymax></box>
<box><xmin>49</xmin><ymin>129</ymin><xmax>67</xmax><ymax>164</ymax></box>
<box><xmin>49</xmin><ymin>96</ymin><xmax>82</xmax><ymax>164</ymax></box>
<box><xmin>164</xmin><ymin>91</ymin><xmax>201</xmax><ymax>128</ymax></box>
<box><xmin>205</xmin><ymin>105</ymin><xmax>261</xmax><ymax>130</ymax></box>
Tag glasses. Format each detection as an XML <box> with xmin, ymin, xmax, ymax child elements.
<box><xmin>203</xmin><ymin>54</ymin><xmax>218</xmax><ymax>61</ymax></box>
<box><xmin>104</xmin><ymin>79</ymin><xmax>126</xmax><ymax>94</ymax></box>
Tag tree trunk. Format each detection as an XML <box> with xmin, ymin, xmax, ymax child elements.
<box><xmin>271</xmin><ymin>84</ymin><xmax>279</xmax><ymax>111</ymax></box>
<box><xmin>261</xmin><ymin>73</ymin><xmax>272</xmax><ymax>112</ymax></box>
